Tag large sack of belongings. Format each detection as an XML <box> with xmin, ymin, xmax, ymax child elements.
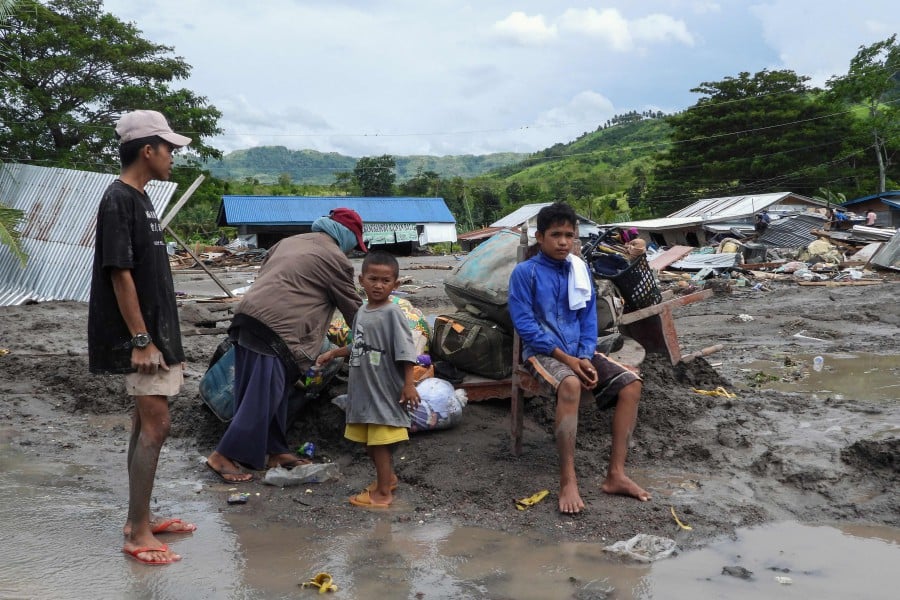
<box><xmin>431</xmin><ymin>312</ymin><xmax>513</xmax><ymax>379</ymax></box>
<box><xmin>445</xmin><ymin>228</ymin><xmax>624</xmax><ymax>333</ymax></box>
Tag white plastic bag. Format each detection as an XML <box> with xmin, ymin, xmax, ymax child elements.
<box><xmin>262</xmin><ymin>463</ymin><xmax>340</xmax><ymax>487</ymax></box>
<box><xmin>603</xmin><ymin>534</ymin><xmax>677</xmax><ymax>562</ymax></box>
<box><xmin>409</xmin><ymin>378</ymin><xmax>467</xmax><ymax>433</ymax></box>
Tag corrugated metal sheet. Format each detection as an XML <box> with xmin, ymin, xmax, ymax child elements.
<box><xmin>491</xmin><ymin>203</ymin><xmax>554</xmax><ymax>227</ymax></box>
<box><xmin>871</xmin><ymin>230</ymin><xmax>900</xmax><ymax>270</ymax></box>
<box><xmin>221</xmin><ymin>196</ymin><xmax>455</xmax><ymax>225</ymax></box>
<box><xmin>0</xmin><ymin>163</ymin><xmax>177</xmax><ymax>306</ymax></box>
<box><xmin>613</xmin><ymin>217</ymin><xmax>703</xmax><ymax>231</ymax></box>
<box><xmin>668</xmin><ymin>192</ymin><xmax>790</xmax><ymax>218</ymax></box>
<box><xmin>841</xmin><ymin>190</ymin><xmax>900</xmax><ymax>207</ymax></box>
<box><xmin>669</xmin><ymin>252</ymin><xmax>740</xmax><ymax>270</ymax></box>
<box><xmin>757</xmin><ymin>214</ymin><xmax>828</xmax><ymax>248</ymax></box>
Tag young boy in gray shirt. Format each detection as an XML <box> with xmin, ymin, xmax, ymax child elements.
<box><xmin>317</xmin><ymin>251</ymin><xmax>420</xmax><ymax>507</ymax></box>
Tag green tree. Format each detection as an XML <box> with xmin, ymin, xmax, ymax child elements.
<box><xmin>649</xmin><ymin>69</ymin><xmax>854</xmax><ymax>213</ymax></box>
<box><xmin>353</xmin><ymin>155</ymin><xmax>396</xmax><ymax>196</ymax></box>
<box><xmin>0</xmin><ymin>0</ymin><xmax>26</xmax><ymax>265</ymax></box>
<box><xmin>0</xmin><ymin>0</ymin><xmax>222</xmax><ymax>168</ymax></box>
<box><xmin>827</xmin><ymin>35</ymin><xmax>900</xmax><ymax>192</ymax></box>
<box><xmin>399</xmin><ymin>168</ymin><xmax>440</xmax><ymax>196</ymax></box>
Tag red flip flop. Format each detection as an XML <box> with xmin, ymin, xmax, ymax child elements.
<box><xmin>349</xmin><ymin>490</ymin><xmax>391</xmax><ymax>509</ymax></box>
<box><xmin>151</xmin><ymin>518</ymin><xmax>197</xmax><ymax>535</ymax></box>
<box><xmin>123</xmin><ymin>544</ymin><xmax>179</xmax><ymax>565</ymax></box>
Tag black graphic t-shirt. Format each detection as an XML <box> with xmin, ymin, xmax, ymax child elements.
<box><xmin>87</xmin><ymin>180</ymin><xmax>184</xmax><ymax>373</ymax></box>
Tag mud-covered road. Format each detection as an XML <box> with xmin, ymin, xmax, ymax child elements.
<box><xmin>1</xmin><ymin>256</ymin><xmax>897</xmax><ymax>551</ymax></box>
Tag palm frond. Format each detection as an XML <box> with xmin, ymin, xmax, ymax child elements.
<box><xmin>0</xmin><ymin>204</ymin><xmax>28</xmax><ymax>267</ymax></box>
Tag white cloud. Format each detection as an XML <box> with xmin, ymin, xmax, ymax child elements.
<box><xmin>533</xmin><ymin>91</ymin><xmax>616</xmax><ymax>129</ymax></box>
<box><xmin>691</xmin><ymin>2</ymin><xmax>721</xmax><ymax>14</ymax></box>
<box><xmin>557</xmin><ymin>8</ymin><xmax>694</xmax><ymax>51</ymax></box>
<box><xmin>632</xmin><ymin>14</ymin><xmax>695</xmax><ymax>46</ymax></box>
<box><xmin>492</xmin><ymin>11</ymin><xmax>558</xmax><ymax>46</ymax></box>
<box><xmin>558</xmin><ymin>8</ymin><xmax>632</xmax><ymax>51</ymax></box>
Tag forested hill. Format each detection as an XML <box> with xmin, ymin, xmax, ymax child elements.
<box><xmin>201</xmin><ymin>146</ymin><xmax>527</xmax><ymax>185</ymax></box>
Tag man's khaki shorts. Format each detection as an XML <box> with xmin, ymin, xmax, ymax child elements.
<box><xmin>125</xmin><ymin>363</ymin><xmax>184</xmax><ymax>397</ymax></box>
<box><xmin>525</xmin><ymin>353</ymin><xmax>640</xmax><ymax>409</ymax></box>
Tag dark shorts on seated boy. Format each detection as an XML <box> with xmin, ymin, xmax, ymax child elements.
<box><xmin>525</xmin><ymin>353</ymin><xmax>641</xmax><ymax>409</ymax></box>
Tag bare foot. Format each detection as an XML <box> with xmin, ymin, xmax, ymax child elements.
<box><xmin>601</xmin><ymin>473</ymin><xmax>652</xmax><ymax>501</ymax></box>
<box><xmin>206</xmin><ymin>452</ymin><xmax>253</xmax><ymax>483</ymax></box>
<box><xmin>123</xmin><ymin>537</ymin><xmax>181</xmax><ymax>565</ymax></box>
<box><xmin>266</xmin><ymin>453</ymin><xmax>311</xmax><ymax>469</ymax></box>
<box><xmin>124</xmin><ymin>517</ymin><xmax>197</xmax><ymax>537</ymax></box>
<box><xmin>365</xmin><ymin>473</ymin><xmax>399</xmax><ymax>493</ymax></box>
<box><xmin>559</xmin><ymin>481</ymin><xmax>585</xmax><ymax>515</ymax></box>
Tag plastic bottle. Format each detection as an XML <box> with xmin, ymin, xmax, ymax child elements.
<box><xmin>813</xmin><ymin>356</ymin><xmax>824</xmax><ymax>372</ymax></box>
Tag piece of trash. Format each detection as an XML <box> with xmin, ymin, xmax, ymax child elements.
<box><xmin>692</xmin><ymin>387</ymin><xmax>736</xmax><ymax>398</ymax></box>
<box><xmin>300</xmin><ymin>572</ymin><xmax>338</xmax><ymax>593</ymax></box>
<box><xmin>515</xmin><ymin>489</ymin><xmax>549</xmax><ymax>510</ymax></box>
<box><xmin>793</xmin><ymin>331</ymin><xmax>827</xmax><ymax>342</ymax></box>
<box><xmin>227</xmin><ymin>492</ymin><xmax>250</xmax><ymax>505</ymax></box>
<box><xmin>813</xmin><ymin>356</ymin><xmax>824</xmax><ymax>372</ymax></box>
<box><xmin>670</xmin><ymin>506</ymin><xmax>693</xmax><ymax>530</ymax></box>
<box><xmin>0</xmin><ymin>348</ymin><xmax>9</xmax><ymax>356</ymax></box>
<box><xmin>734</xmin><ymin>313</ymin><xmax>754</xmax><ymax>322</ymax></box>
<box><xmin>263</xmin><ymin>462</ymin><xmax>340</xmax><ymax>487</ymax></box>
<box><xmin>603</xmin><ymin>534</ymin><xmax>677</xmax><ymax>562</ymax></box>
<box><xmin>298</xmin><ymin>441</ymin><xmax>316</xmax><ymax>457</ymax></box>
<box><xmin>722</xmin><ymin>566</ymin><xmax>753</xmax><ymax>579</ymax></box>
<box><xmin>774</xmin><ymin>576</ymin><xmax>793</xmax><ymax>585</ymax></box>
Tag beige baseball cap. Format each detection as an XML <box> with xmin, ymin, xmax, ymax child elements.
<box><xmin>115</xmin><ymin>110</ymin><xmax>192</xmax><ymax>147</ymax></box>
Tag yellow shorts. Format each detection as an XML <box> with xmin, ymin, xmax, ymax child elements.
<box><xmin>344</xmin><ymin>423</ymin><xmax>409</xmax><ymax>446</ymax></box>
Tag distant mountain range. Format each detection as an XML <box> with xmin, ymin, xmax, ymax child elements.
<box><xmin>200</xmin><ymin>146</ymin><xmax>528</xmax><ymax>185</ymax></box>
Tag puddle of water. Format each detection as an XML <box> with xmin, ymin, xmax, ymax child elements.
<box><xmin>647</xmin><ymin>521</ymin><xmax>900</xmax><ymax>599</ymax></box>
<box><xmin>741</xmin><ymin>352</ymin><xmax>899</xmax><ymax>401</ymax></box>
<box><xmin>2</xmin><ymin>443</ymin><xmax>898</xmax><ymax>599</ymax></box>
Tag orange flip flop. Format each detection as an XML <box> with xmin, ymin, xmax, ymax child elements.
<box><xmin>349</xmin><ymin>490</ymin><xmax>391</xmax><ymax>509</ymax></box>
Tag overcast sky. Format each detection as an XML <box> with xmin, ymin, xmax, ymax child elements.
<box><xmin>101</xmin><ymin>0</ymin><xmax>897</xmax><ymax>158</ymax></box>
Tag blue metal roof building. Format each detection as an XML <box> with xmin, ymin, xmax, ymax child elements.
<box><xmin>841</xmin><ymin>191</ymin><xmax>900</xmax><ymax>228</ymax></box>
<box><xmin>218</xmin><ymin>196</ymin><xmax>457</xmax><ymax>248</ymax></box>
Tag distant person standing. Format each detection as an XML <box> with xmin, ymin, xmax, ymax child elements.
<box><xmin>754</xmin><ymin>210</ymin><xmax>770</xmax><ymax>235</ymax></box>
<box><xmin>88</xmin><ymin>110</ymin><xmax>195</xmax><ymax>565</ymax></box>
<box><xmin>866</xmin><ymin>209</ymin><xmax>877</xmax><ymax>226</ymax></box>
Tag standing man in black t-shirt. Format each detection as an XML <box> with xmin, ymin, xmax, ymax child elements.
<box><xmin>88</xmin><ymin>110</ymin><xmax>193</xmax><ymax>566</ymax></box>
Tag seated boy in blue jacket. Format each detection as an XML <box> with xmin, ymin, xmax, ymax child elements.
<box><xmin>508</xmin><ymin>202</ymin><xmax>651</xmax><ymax>514</ymax></box>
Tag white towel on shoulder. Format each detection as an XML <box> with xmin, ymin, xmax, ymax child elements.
<box><xmin>567</xmin><ymin>254</ymin><xmax>592</xmax><ymax>311</ymax></box>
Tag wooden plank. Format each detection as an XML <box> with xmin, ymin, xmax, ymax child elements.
<box><xmin>648</xmin><ymin>245</ymin><xmax>695</xmax><ymax>271</ymax></box>
<box><xmin>618</xmin><ymin>288</ymin><xmax>713</xmax><ymax>325</ymax></box>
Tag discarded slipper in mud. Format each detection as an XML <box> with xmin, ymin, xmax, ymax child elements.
<box><xmin>151</xmin><ymin>518</ymin><xmax>197</xmax><ymax>535</ymax></box>
<box><xmin>205</xmin><ymin>460</ymin><xmax>253</xmax><ymax>483</ymax></box>
<box><xmin>123</xmin><ymin>544</ymin><xmax>178</xmax><ymax>565</ymax></box>
<box><xmin>348</xmin><ymin>489</ymin><xmax>391</xmax><ymax>509</ymax></box>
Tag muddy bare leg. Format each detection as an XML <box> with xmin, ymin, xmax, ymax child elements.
<box><xmin>601</xmin><ymin>381</ymin><xmax>651</xmax><ymax>501</ymax></box>
<box><xmin>556</xmin><ymin>376</ymin><xmax>584</xmax><ymax>514</ymax></box>
<box><xmin>123</xmin><ymin>394</ymin><xmax>180</xmax><ymax>563</ymax></box>
<box><xmin>366</xmin><ymin>444</ymin><xmax>396</xmax><ymax>505</ymax></box>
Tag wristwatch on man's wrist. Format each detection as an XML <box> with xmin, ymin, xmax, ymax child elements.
<box><xmin>131</xmin><ymin>332</ymin><xmax>152</xmax><ymax>349</ymax></box>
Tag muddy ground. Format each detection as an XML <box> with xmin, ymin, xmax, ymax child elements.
<box><xmin>1</xmin><ymin>255</ymin><xmax>897</xmax><ymax>550</ymax></box>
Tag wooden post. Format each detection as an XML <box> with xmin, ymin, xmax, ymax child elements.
<box><xmin>160</xmin><ymin>175</ymin><xmax>205</xmax><ymax>229</ymax></box>
<box><xmin>510</xmin><ymin>225</ymin><xmax>528</xmax><ymax>455</ymax></box>
<box><xmin>165</xmin><ymin>226</ymin><xmax>236</xmax><ymax>298</ymax></box>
